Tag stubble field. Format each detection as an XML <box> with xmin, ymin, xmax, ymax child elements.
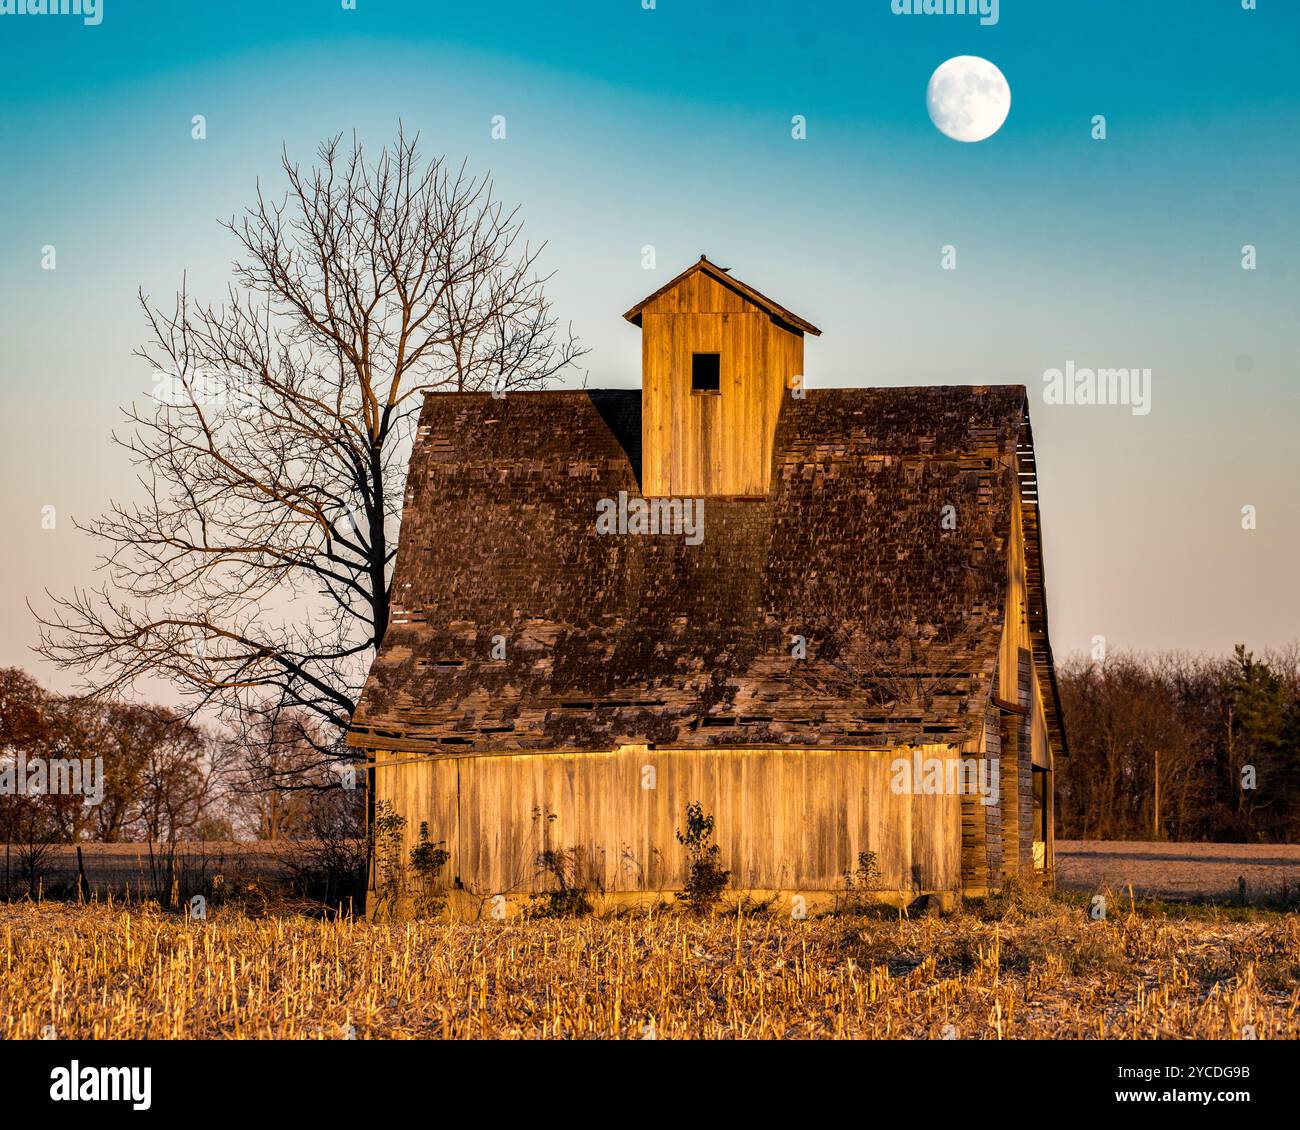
<box><xmin>2</xmin><ymin>886</ymin><xmax>1296</xmax><ymax>1040</ymax></box>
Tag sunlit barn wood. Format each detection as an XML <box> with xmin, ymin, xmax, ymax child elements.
<box><xmin>347</xmin><ymin>255</ymin><xmax>1066</xmax><ymax>915</ymax></box>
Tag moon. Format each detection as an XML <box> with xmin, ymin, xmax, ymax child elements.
<box><xmin>926</xmin><ymin>56</ymin><xmax>1011</xmax><ymax>143</ymax></box>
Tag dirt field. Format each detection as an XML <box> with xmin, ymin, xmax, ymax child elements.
<box><xmin>11</xmin><ymin>840</ymin><xmax>1300</xmax><ymax>904</ymax></box>
<box><xmin>1057</xmin><ymin>841</ymin><xmax>1300</xmax><ymax>901</ymax></box>
<box><xmin>2</xmin><ymin>842</ymin><xmax>296</xmax><ymax>898</ymax></box>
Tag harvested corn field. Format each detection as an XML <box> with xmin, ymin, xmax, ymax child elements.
<box><xmin>1</xmin><ymin>891</ymin><xmax>1296</xmax><ymax>1040</ymax></box>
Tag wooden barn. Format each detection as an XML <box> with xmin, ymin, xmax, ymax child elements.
<box><xmin>347</xmin><ymin>255</ymin><xmax>1067</xmax><ymax>914</ymax></box>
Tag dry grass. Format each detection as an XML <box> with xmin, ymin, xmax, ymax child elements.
<box><xmin>1</xmin><ymin>891</ymin><xmax>1297</xmax><ymax>1039</ymax></box>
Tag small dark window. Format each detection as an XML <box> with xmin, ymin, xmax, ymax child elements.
<box><xmin>691</xmin><ymin>352</ymin><xmax>720</xmax><ymax>392</ymax></box>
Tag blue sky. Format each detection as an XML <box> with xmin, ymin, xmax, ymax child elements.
<box><xmin>1</xmin><ymin>0</ymin><xmax>1298</xmax><ymax>685</ymax></box>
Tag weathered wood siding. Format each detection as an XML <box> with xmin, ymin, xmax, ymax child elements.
<box><xmin>640</xmin><ymin>272</ymin><xmax>804</xmax><ymax>498</ymax></box>
<box><xmin>959</xmin><ymin>706</ymin><xmax>1002</xmax><ymax>895</ymax></box>
<box><xmin>954</xmin><ymin>470</ymin><xmax>1059</xmax><ymax>893</ymax></box>
<box><xmin>991</xmin><ymin>476</ymin><xmax>1056</xmax><ymax>885</ymax></box>
<box><xmin>998</xmin><ymin>468</ymin><xmax>1029</xmax><ymax>704</ymax></box>
<box><xmin>375</xmin><ymin>744</ymin><xmax>962</xmax><ymax>896</ymax></box>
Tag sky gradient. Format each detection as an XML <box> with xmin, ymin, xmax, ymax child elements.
<box><xmin>1</xmin><ymin>0</ymin><xmax>1297</xmax><ymax>693</ymax></box>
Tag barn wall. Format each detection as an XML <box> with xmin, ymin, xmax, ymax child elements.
<box><xmin>1031</xmin><ymin>669</ymin><xmax>1055</xmax><ymax>879</ymax></box>
<box><xmin>999</xmin><ymin>465</ymin><xmax>1030</xmax><ymax>702</ymax></box>
<box><xmin>373</xmin><ymin>744</ymin><xmax>962</xmax><ymax>899</ymax></box>
<box><xmin>959</xmin><ymin>708</ymin><xmax>1002</xmax><ymax>895</ymax></box>
<box><xmin>992</xmin><ymin>474</ymin><xmax>1057</xmax><ymax>887</ymax></box>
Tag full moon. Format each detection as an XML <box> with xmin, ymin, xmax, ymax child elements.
<box><xmin>926</xmin><ymin>56</ymin><xmax>1011</xmax><ymax>143</ymax></box>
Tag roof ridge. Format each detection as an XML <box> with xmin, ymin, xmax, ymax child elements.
<box><xmin>623</xmin><ymin>255</ymin><xmax>822</xmax><ymax>336</ymax></box>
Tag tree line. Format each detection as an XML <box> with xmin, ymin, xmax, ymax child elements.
<box><xmin>1055</xmin><ymin>644</ymin><xmax>1300</xmax><ymax>843</ymax></box>
<box><xmin>0</xmin><ymin>666</ymin><xmax>362</xmax><ymax>896</ymax></box>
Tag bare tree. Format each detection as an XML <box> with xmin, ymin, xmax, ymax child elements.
<box><xmin>35</xmin><ymin>129</ymin><xmax>585</xmax><ymax>749</ymax></box>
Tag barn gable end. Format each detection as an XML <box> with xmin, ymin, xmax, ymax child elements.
<box><xmin>347</xmin><ymin>260</ymin><xmax>1066</xmax><ymax>908</ymax></box>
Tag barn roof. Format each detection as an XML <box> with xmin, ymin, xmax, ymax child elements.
<box><xmin>623</xmin><ymin>255</ymin><xmax>823</xmax><ymax>337</ymax></box>
<box><xmin>347</xmin><ymin>386</ymin><xmax>1067</xmax><ymax>757</ymax></box>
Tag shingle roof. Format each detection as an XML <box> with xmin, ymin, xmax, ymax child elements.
<box><xmin>347</xmin><ymin>385</ymin><xmax>1064</xmax><ymax>756</ymax></box>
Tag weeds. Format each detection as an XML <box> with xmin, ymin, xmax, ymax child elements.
<box><xmin>834</xmin><ymin>851</ymin><xmax>881</xmax><ymax>915</ymax></box>
<box><xmin>675</xmin><ymin>802</ymin><xmax>729</xmax><ymax>914</ymax></box>
<box><xmin>529</xmin><ymin>847</ymin><xmax>595</xmax><ymax>919</ymax></box>
<box><xmin>409</xmin><ymin>823</ymin><xmax>451</xmax><ymax>917</ymax></box>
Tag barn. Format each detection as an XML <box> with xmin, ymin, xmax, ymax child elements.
<box><xmin>347</xmin><ymin>255</ymin><xmax>1067</xmax><ymax>915</ymax></box>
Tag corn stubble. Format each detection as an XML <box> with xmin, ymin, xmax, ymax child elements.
<box><xmin>1</xmin><ymin>897</ymin><xmax>1296</xmax><ymax>1040</ymax></box>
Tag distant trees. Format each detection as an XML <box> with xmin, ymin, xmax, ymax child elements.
<box><xmin>1056</xmin><ymin>645</ymin><xmax>1300</xmax><ymax>842</ymax></box>
<box><xmin>0</xmin><ymin>668</ymin><xmax>79</xmax><ymax>892</ymax></box>
<box><xmin>0</xmin><ymin>668</ymin><xmax>227</xmax><ymax>896</ymax></box>
<box><xmin>1</xmin><ymin>666</ymin><xmax>362</xmax><ymax>846</ymax></box>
